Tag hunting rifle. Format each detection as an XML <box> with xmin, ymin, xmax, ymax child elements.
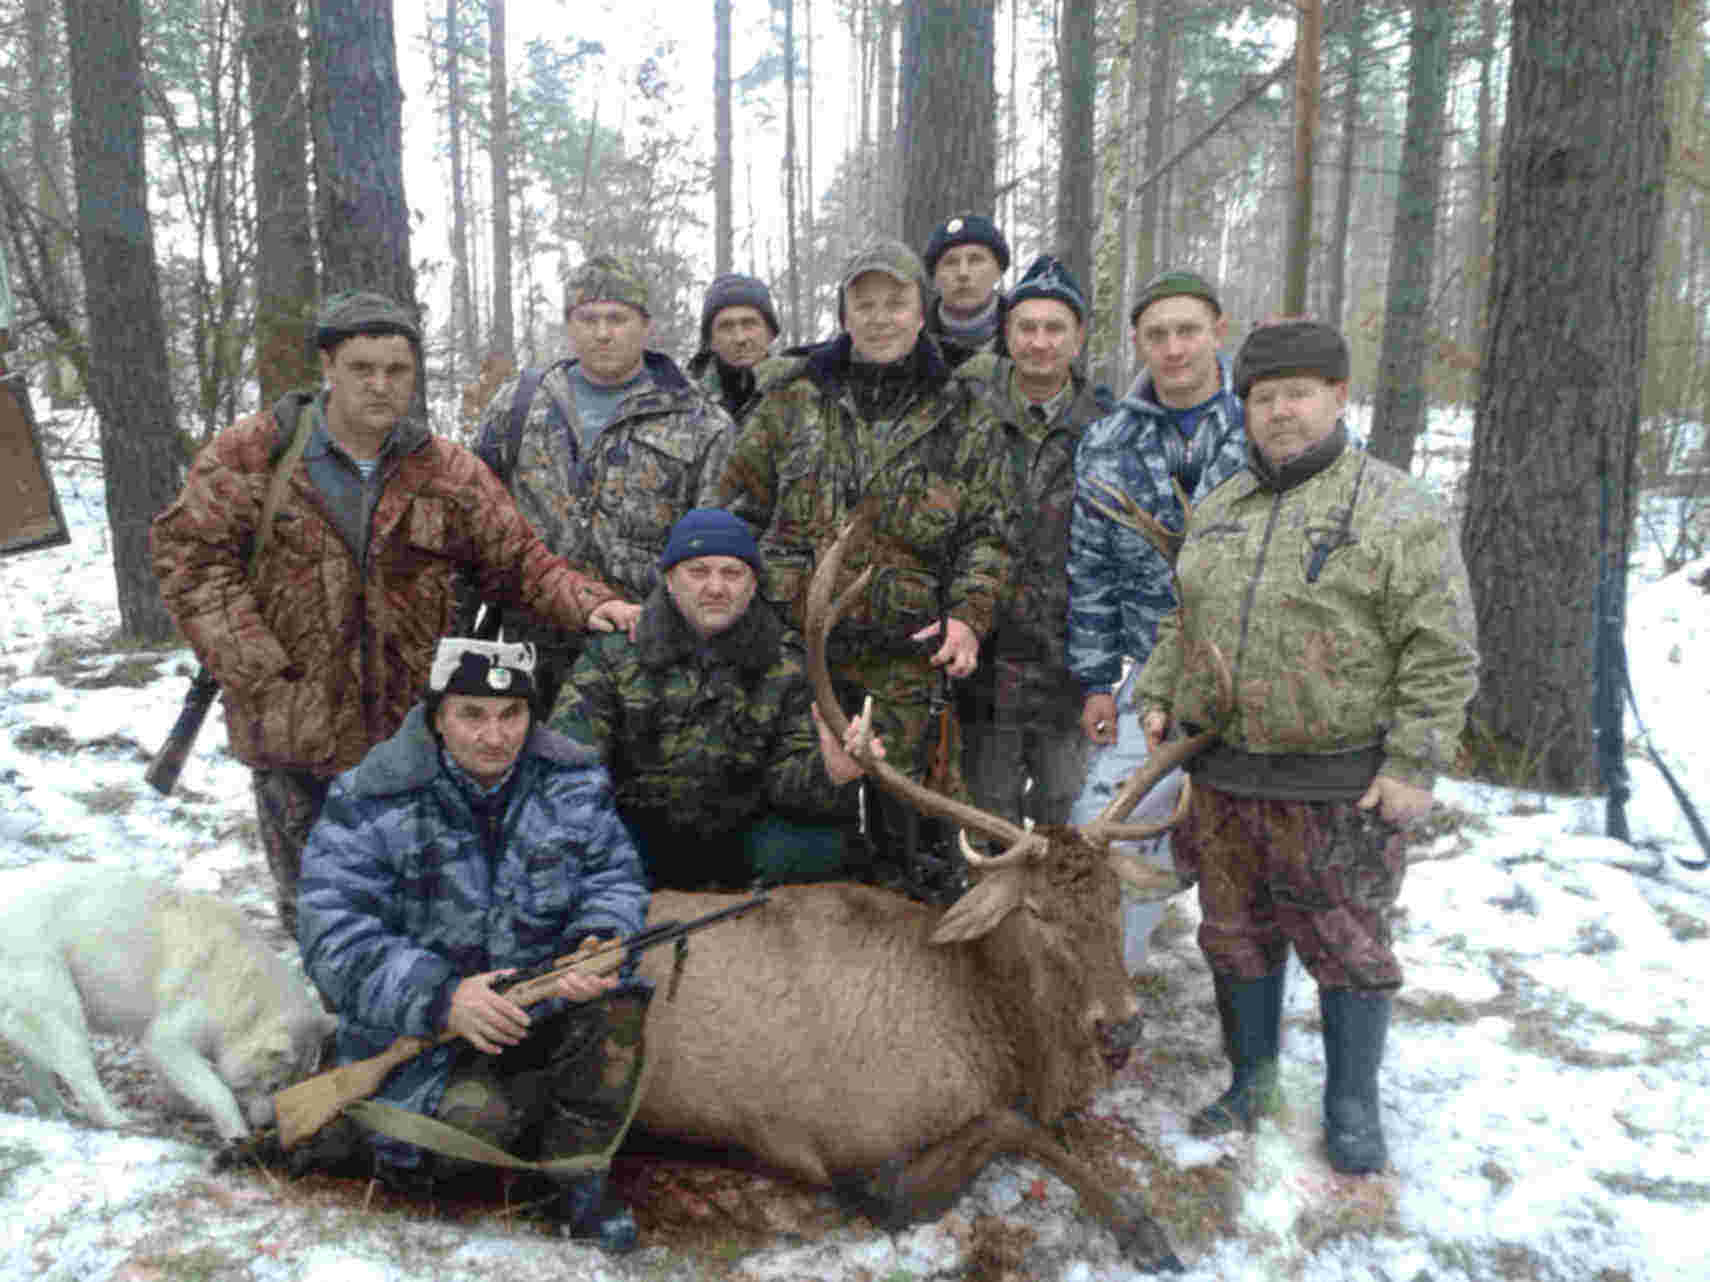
<box><xmin>273</xmin><ymin>891</ymin><xmax>770</xmax><ymax>1150</ymax></box>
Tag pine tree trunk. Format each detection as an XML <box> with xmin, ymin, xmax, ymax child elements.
<box><xmin>1136</xmin><ymin>0</ymin><xmax>1173</xmax><ymax>295</ymax></box>
<box><xmin>489</xmin><ymin>0</ymin><xmax>514</xmax><ymax>360</ymax></box>
<box><xmin>62</xmin><ymin>0</ymin><xmax>181</xmax><ymax>643</ymax></box>
<box><xmin>784</xmin><ymin>0</ymin><xmax>800</xmax><ymax>342</ymax></box>
<box><xmin>714</xmin><ymin>0</ymin><xmax>733</xmax><ymax>275</ymax></box>
<box><xmin>445</xmin><ymin>0</ymin><xmax>474</xmax><ymax>385</ymax></box>
<box><xmin>1056</xmin><ymin>0</ymin><xmax>1097</xmax><ymax>303</ymax></box>
<box><xmin>1283</xmin><ymin>0</ymin><xmax>1321</xmax><ymax>316</ymax></box>
<box><xmin>1462</xmin><ymin>0</ymin><xmax>1674</xmax><ymax>790</ymax></box>
<box><xmin>898</xmin><ymin>0</ymin><xmax>995</xmax><ymax>253</ymax></box>
<box><xmin>1325</xmin><ymin>6</ymin><xmax>1364</xmax><ymax>330</ymax></box>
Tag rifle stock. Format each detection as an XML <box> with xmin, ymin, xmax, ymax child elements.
<box><xmin>145</xmin><ymin>668</ymin><xmax>221</xmax><ymax>795</ymax></box>
<box><xmin>274</xmin><ymin>891</ymin><xmax>769</xmax><ymax>1150</ymax></box>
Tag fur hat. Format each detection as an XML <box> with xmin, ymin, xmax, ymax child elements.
<box><xmin>1008</xmin><ymin>254</ymin><xmax>1087</xmax><ymax>324</ymax></box>
<box><xmin>922</xmin><ymin>213</ymin><xmax>1011</xmax><ymax>276</ymax></box>
<box><xmin>659</xmin><ymin>508</ymin><xmax>764</xmax><ymax>574</ymax></box>
<box><xmin>1128</xmin><ymin>269</ymin><xmax>1222</xmax><ymax>326</ymax></box>
<box><xmin>563</xmin><ymin>254</ymin><xmax>650</xmax><ymax>316</ymax></box>
<box><xmin>428</xmin><ymin>638</ymin><xmax>537</xmax><ymax>700</ymax></box>
<box><xmin>700</xmin><ymin>274</ymin><xmax>781</xmax><ymax>348</ymax></box>
<box><xmin>1232</xmin><ymin>320</ymin><xmax>1351</xmax><ymax>399</ymax></box>
<box><xmin>314</xmin><ymin>291</ymin><xmax>421</xmax><ymax>351</ymax></box>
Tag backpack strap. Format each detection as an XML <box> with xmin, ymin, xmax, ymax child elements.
<box><xmin>486</xmin><ymin>359</ymin><xmax>578</xmax><ymax>487</ymax></box>
<box><xmin>253</xmin><ymin>397</ymin><xmax>315</xmax><ymax>575</ymax></box>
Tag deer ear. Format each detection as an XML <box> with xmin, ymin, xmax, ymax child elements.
<box><xmin>930</xmin><ymin>872</ymin><xmax>1023</xmax><ymax>944</ymax></box>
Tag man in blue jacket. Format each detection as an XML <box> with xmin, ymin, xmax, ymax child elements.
<box><xmin>299</xmin><ymin>638</ymin><xmax>649</xmax><ymax>1251</ymax></box>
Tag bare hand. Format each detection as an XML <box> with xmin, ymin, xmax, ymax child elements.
<box><xmin>551</xmin><ymin>934</ymin><xmax>620</xmax><ymax>1003</ymax></box>
<box><xmin>1081</xmin><ymin>692</ymin><xmax>1118</xmax><ymax>746</ymax></box>
<box><xmin>1141</xmin><ymin>709</ymin><xmax>1170</xmax><ymax>753</ymax></box>
<box><xmin>588</xmin><ymin>599</ymin><xmax>642</xmax><ymax>638</ymax></box>
<box><xmin>446</xmin><ymin>970</ymin><xmax>531</xmax><ymax>1054</ymax></box>
<box><xmin>813</xmin><ymin>698</ymin><xmax>886</xmax><ymax>785</ymax></box>
<box><xmin>1358</xmin><ymin>774</ymin><xmax>1434</xmax><ymax>826</ymax></box>
<box><xmin>910</xmin><ymin>617</ymin><xmax>979</xmax><ymax>678</ymax></box>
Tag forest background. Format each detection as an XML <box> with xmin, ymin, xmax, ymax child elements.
<box><xmin>0</xmin><ymin>0</ymin><xmax>1707</xmax><ymax>800</ymax></box>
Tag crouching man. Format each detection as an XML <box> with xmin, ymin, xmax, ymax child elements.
<box><xmin>298</xmin><ymin>638</ymin><xmax>650</xmax><ymax>1251</ymax></box>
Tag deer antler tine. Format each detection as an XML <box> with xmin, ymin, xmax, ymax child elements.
<box><xmin>1082</xmin><ymin>476</ymin><xmax>1184</xmax><ymax>566</ymax></box>
<box><xmin>958</xmin><ymin>828</ymin><xmax>1044</xmax><ymax>869</ymax></box>
<box><xmin>1098</xmin><ymin>773</ymin><xmax>1193</xmax><ymax>843</ymax></box>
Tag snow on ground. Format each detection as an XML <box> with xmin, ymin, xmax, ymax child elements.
<box><xmin>1</xmin><ymin>453</ymin><xmax>1708</xmax><ymax>1281</ymax></box>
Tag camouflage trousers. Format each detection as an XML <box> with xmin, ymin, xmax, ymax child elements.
<box><xmin>1173</xmin><ymin>782</ymin><xmax>1407</xmax><ymax>990</ymax></box>
<box><xmin>961</xmin><ymin>655</ymin><xmax>1089</xmax><ymax>827</ymax></box>
<box><xmin>251</xmin><ymin>768</ymin><xmax>332</xmax><ymax>937</ymax></box>
<box><xmin>833</xmin><ymin>651</ymin><xmax>967</xmax><ymax>797</ymax></box>
<box><xmin>433</xmin><ymin>984</ymin><xmax>651</xmax><ymax>1174</ymax></box>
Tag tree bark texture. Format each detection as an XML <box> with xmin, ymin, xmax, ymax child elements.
<box><xmin>1325</xmin><ymin>5</ymin><xmax>1364</xmax><ymax>330</ymax></box>
<box><xmin>445</xmin><ymin>0</ymin><xmax>474</xmax><ymax>383</ymax></box>
<box><xmin>1463</xmin><ymin>0</ymin><xmax>1673</xmax><ymax>790</ymax></box>
<box><xmin>62</xmin><ymin>0</ymin><xmax>182</xmax><ymax>642</ymax></box>
<box><xmin>714</xmin><ymin>0</ymin><xmax>733</xmax><ymax>275</ymax></box>
<box><xmin>899</xmin><ymin>0</ymin><xmax>995</xmax><ymax>253</ymax></box>
<box><xmin>1368</xmin><ymin>0</ymin><xmax>1450</xmax><ymax>471</ymax></box>
<box><xmin>1055</xmin><ymin>0</ymin><xmax>1097</xmax><ymax>303</ymax></box>
<box><xmin>489</xmin><ymin>0</ymin><xmax>514</xmax><ymax>360</ymax></box>
<box><xmin>1283</xmin><ymin>0</ymin><xmax>1321</xmax><ymax>316</ymax></box>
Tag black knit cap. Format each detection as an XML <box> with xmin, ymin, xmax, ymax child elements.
<box><xmin>1008</xmin><ymin>254</ymin><xmax>1087</xmax><ymax>323</ymax></box>
<box><xmin>922</xmin><ymin>213</ymin><xmax>1011</xmax><ymax>276</ymax></box>
<box><xmin>1232</xmin><ymin>320</ymin><xmax>1351</xmax><ymax>399</ymax></box>
<box><xmin>700</xmin><ymin>274</ymin><xmax>781</xmax><ymax>348</ymax></box>
<box><xmin>428</xmin><ymin>638</ymin><xmax>537</xmax><ymax>700</ymax></box>
<box><xmin>1128</xmin><ymin>269</ymin><xmax>1221</xmax><ymax>326</ymax></box>
<box><xmin>314</xmin><ymin>291</ymin><xmax>421</xmax><ymax>352</ymax></box>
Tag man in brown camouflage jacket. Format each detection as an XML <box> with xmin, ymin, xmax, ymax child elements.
<box><xmin>471</xmin><ymin>255</ymin><xmax>735</xmax><ymax>712</ymax></box>
<box><xmin>151</xmin><ymin>292</ymin><xmax>626</xmax><ymax>933</ymax></box>
<box><xmin>1134</xmin><ymin>320</ymin><xmax>1477</xmax><ymax>1176</ymax></box>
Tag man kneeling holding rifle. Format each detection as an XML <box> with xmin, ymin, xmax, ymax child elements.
<box><xmin>295</xmin><ymin>638</ymin><xmax>681</xmax><ymax>1251</ymax></box>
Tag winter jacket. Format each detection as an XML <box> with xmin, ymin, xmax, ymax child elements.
<box><xmin>1066</xmin><ymin>361</ymin><xmax>1247</xmax><ymax>693</ymax></box>
<box><xmin>473</xmin><ymin>349</ymin><xmax>735</xmax><ymax>601</ymax></box>
<box><xmin>150</xmin><ymin>394</ymin><xmax>617</xmax><ymax>776</ymax></box>
<box><xmin>685</xmin><ymin>348</ymin><xmax>763</xmax><ymax>423</ymax></box>
<box><xmin>1132</xmin><ymin>425</ymin><xmax>1478</xmax><ymax>794</ymax></box>
<box><xmin>552</xmin><ymin>585</ymin><xmax>852</xmax><ymax>888</ymax></box>
<box><xmin>706</xmin><ymin>332</ymin><xmax>1017</xmax><ymax>652</ymax></box>
<box><xmin>298</xmin><ymin>705</ymin><xmax>647</xmax><ymax>1140</ymax></box>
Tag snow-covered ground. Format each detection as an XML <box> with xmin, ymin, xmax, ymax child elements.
<box><xmin>1</xmin><ymin>442</ymin><xmax>1707</xmax><ymax>1281</ymax></box>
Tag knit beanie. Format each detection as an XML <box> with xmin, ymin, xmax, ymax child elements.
<box><xmin>1008</xmin><ymin>254</ymin><xmax>1088</xmax><ymax>323</ymax></box>
<box><xmin>428</xmin><ymin>638</ymin><xmax>537</xmax><ymax>700</ymax></box>
<box><xmin>1232</xmin><ymin>320</ymin><xmax>1350</xmax><ymax>399</ymax></box>
<box><xmin>1128</xmin><ymin>269</ymin><xmax>1222</xmax><ymax>326</ymax></box>
<box><xmin>700</xmin><ymin>274</ymin><xmax>782</xmax><ymax>348</ymax></box>
<box><xmin>658</xmin><ymin>508</ymin><xmax>764</xmax><ymax>574</ymax></box>
<box><xmin>315</xmin><ymin>291</ymin><xmax>421</xmax><ymax>351</ymax></box>
<box><xmin>922</xmin><ymin>213</ymin><xmax>1011</xmax><ymax>276</ymax></box>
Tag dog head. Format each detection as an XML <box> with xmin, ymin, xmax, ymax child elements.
<box><xmin>218</xmin><ymin>1009</ymin><xmax>338</xmax><ymax>1129</ymax></box>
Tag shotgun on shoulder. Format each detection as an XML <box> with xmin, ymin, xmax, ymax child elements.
<box><xmin>274</xmin><ymin>891</ymin><xmax>770</xmax><ymax>1150</ymax></box>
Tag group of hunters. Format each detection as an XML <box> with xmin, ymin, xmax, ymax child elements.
<box><xmin>149</xmin><ymin>211</ymin><xmax>1478</xmax><ymax>1251</ymax></box>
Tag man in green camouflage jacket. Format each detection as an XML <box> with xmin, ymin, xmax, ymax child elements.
<box><xmin>705</xmin><ymin>239</ymin><xmax>1018</xmax><ymax>899</ymax></box>
<box><xmin>472</xmin><ymin>255</ymin><xmax>736</xmax><ymax>712</ymax></box>
<box><xmin>957</xmin><ymin>254</ymin><xmax>1111</xmax><ymax>827</ymax></box>
<box><xmin>552</xmin><ymin>509</ymin><xmax>880</xmax><ymax>890</ymax></box>
<box><xmin>684</xmin><ymin>273</ymin><xmax>781</xmax><ymax>421</ymax></box>
<box><xmin>1134</xmin><ymin>320</ymin><xmax>1477</xmax><ymax>1176</ymax></box>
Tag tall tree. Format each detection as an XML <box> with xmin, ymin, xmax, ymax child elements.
<box><xmin>25</xmin><ymin>0</ymin><xmax>77</xmax><ymax>405</ymax></box>
<box><xmin>1056</xmin><ymin>0</ymin><xmax>1097</xmax><ymax>298</ymax></box>
<box><xmin>1324</xmin><ymin>5</ymin><xmax>1366</xmax><ymax>330</ymax></box>
<box><xmin>245</xmin><ymin>0</ymin><xmax>317</xmax><ymax>407</ymax></box>
<box><xmin>1367</xmin><ymin>0</ymin><xmax>1452</xmax><ymax>470</ymax></box>
<box><xmin>1282</xmin><ymin>0</ymin><xmax>1322</xmax><ymax>314</ymax></box>
<box><xmin>784</xmin><ymin>0</ymin><xmax>801</xmax><ymax>339</ymax></box>
<box><xmin>1462</xmin><ymin>0</ymin><xmax>1674</xmax><ymax>790</ymax></box>
<box><xmin>1135</xmin><ymin>0</ymin><xmax>1174</xmax><ymax>293</ymax></box>
<box><xmin>62</xmin><ymin>0</ymin><xmax>181</xmax><ymax>642</ymax></box>
<box><xmin>443</xmin><ymin>0</ymin><xmax>476</xmax><ymax>383</ymax></box>
<box><xmin>898</xmin><ymin>0</ymin><xmax>995</xmax><ymax>251</ymax></box>
<box><xmin>714</xmin><ymin>0</ymin><xmax>733</xmax><ymax>275</ymax></box>
<box><xmin>309</xmin><ymin>0</ymin><xmax>415</xmax><ymax>307</ymax></box>
<box><xmin>489</xmin><ymin>0</ymin><xmax>514</xmax><ymax>359</ymax></box>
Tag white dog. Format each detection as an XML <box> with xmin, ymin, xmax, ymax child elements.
<box><xmin>0</xmin><ymin>866</ymin><xmax>335</xmax><ymax>1141</ymax></box>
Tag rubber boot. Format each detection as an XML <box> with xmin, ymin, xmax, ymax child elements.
<box><xmin>1189</xmin><ymin>967</ymin><xmax>1286</xmax><ymax>1137</ymax></box>
<box><xmin>1320</xmin><ymin>987</ymin><xmax>1391</xmax><ymax>1174</ymax></box>
<box><xmin>555</xmin><ymin>1169</ymin><xmax>638</xmax><ymax>1253</ymax></box>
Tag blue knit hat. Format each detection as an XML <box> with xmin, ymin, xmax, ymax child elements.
<box><xmin>659</xmin><ymin>509</ymin><xmax>764</xmax><ymax>574</ymax></box>
<box><xmin>1008</xmin><ymin>254</ymin><xmax>1087</xmax><ymax>323</ymax></box>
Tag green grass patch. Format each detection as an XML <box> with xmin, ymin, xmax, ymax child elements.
<box><xmin>1592</xmin><ymin>1171</ymin><xmax>1710</xmax><ymax>1205</ymax></box>
<box><xmin>73</xmin><ymin>784</ymin><xmax>138</xmax><ymax>815</ymax></box>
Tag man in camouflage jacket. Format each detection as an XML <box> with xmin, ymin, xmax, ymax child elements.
<box><xmin>553</xmin><ymin>509</ymin><xmax>875</xmax><ymax>890</ymax></box>
<box><xmin>1134</xmin><ymin>321</ymin><xmax>1478</xmax><ymax>1176</ymax></box>
<box><xmin>684</xmin><ymin>272</ymin><xmax>781</xmax><ymax>421</ymax></box>
<box><xmin>957</xmin><ymin>255</ymin><xmax>1111</xmax><ymax>827</ymax></box>
<box><xmin>472</xmin><ymin>255</ymin><xmax>735</xmax><ymax>711</ymax></box>
<box><xmin>151</xmin><ymin>293</ymin><xmax>622</xmax><ymax>932</ymax></box>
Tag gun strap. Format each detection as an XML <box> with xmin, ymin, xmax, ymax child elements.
<box><xmin>252</xmin><ymin>403</ymin><xmax>316</xmax><ymax>576</ymax></box>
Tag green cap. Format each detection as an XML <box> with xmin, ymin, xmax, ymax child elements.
<box><xmin>564</xmin><ymin>254</ymin><xmax>650</xmax><ymax>316</ymax></box>
<box><xmin>1128</xmin><ymin>269</ymin><xmax>1222</xmax><ymax>325</ymax></box>
<box><xmin>314</xmin><ymin>291</ymin><xmax>421</xmax><ymax>349</ymax></box>
<box><xmin>840</xmin><ymin>238</ymin><xmax>928</xmax><ymax>295</ymax></box>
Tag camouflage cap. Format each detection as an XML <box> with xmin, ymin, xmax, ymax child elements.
<box><xmin>314</xmin><ymin>291</ymin><xmax>421</xmax><ymax>350</ymax></box>
<box><xmin>1128</xmin><ymin>268</ymin><xmax>1222</xmax><ymax>325</ymax></box>
<box><xmin>563</xmin><ymin>254</ymin><xmax>650</xmax><ymax>316</ymax></box>
<box><xmin>839</xmin><ymin>238</ymin><xmax>928</xmax><ymax>295</ymax></box>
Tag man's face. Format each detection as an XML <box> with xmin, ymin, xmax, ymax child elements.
<box><xmin>1005</xmin><ymin>298</ymin><xmax>1085</xmax><ymax>392</ymax></box>
<box><xmin>666</xmin><ymin>555</ymin><xmax>758</xmax><ymax>639</ymax></box>
<box><xmin>567</xmin><ymin>301</ymin><xmax>650</xmax><ymax>384</ymax></box>
<box><xmin>434</xmin><ymin>694</ymin><xmax>531</xmax><ymax>788</ymax></box>
<box><xmin>708</xmin><ymin>305</ymin><xmax>773</xmax><ymax>370</ymax></box>
<box><xmin>1131</xmin><ymin>295</ymin><xmax>1228</xmax><ymax>408</ymax></box>
<box><xmin>319</xmin><ymin>334</ymin><xmax>415</xmax><ymax>441</ymax></box>
<box><xmin>933</xmin><ymin>244</ymin><xmax>1003</xmax><ymax>315</ymax></box>
<box><xmin>844</xmin><ymin>272</ymin><xmax>924</xmax><ymax>365</ymax></box>
<box><xmin>1244</xmin><ymin>375</ymin><xmax>1349</xmax><ymax>467</ymax></box>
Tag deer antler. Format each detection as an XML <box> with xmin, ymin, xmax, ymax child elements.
<box><xmin>1081</xmin><ymin>474</ymin><xmax>1192</xmax><ymax>567</ymax></box>
<box><xmin>804</xmin><ymin>510</ymin><xmax>1031</xmax><ymax>854</ymax></box>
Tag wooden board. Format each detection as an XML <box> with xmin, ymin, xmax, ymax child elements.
<box><xmin>0</xmin><ymin>374</ymin><xmax>71</xmax><ymax>558</ymax></box>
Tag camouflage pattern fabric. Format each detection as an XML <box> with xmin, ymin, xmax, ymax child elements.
<box><xmin>1173</xmin><ymin>782</ymin><xmax>1407</xmax><ymax>989</ymax></box>
<box><xmin>251</xmin><ymin>767</ymin><xmax>331</xmax><ymax>935</ymax></box>
<box><xmin>1134</xmin><ymin>435</ymin><xmax>1478</xmax><ymax>790</ymax></box>
<box><xmin>151</xmin><ymin>393</ymin><xmax>617</xmax><ymax>777</ymax></box>
<box><xmin>962</xmin><ymin>655</ymin><xmax>1087</xmax><ymax>825</ymax></box>
<box><xmin>686</xmin><ymin>349</ymin><xmax>761</xmax><ymax>422</ymax></box>
<box><xmin>563</xmin><ymin>254</ymin><xmax>651</xmax><ymax>315</ymax></box>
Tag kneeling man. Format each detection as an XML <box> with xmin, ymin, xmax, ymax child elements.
<box><xmin>299</xmin><ymin>638</ymin><xmax>650</xmax><ymax>1251</ymax></box>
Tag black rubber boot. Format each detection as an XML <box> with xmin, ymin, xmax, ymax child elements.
<box><xmin>1189</xmin><ymin>967</ymin><xmax>1286</xmax><ymax>1137</ymax></box>
<box><xmin>1320</xmin><ymin>987</ymin><xmax>1392</xmax><ymax>1174</ymax></box>
<box><xmin>556</xmin><ymin>1169</ymin><xmax>639</xmax><ymax>1253</ymax></box>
